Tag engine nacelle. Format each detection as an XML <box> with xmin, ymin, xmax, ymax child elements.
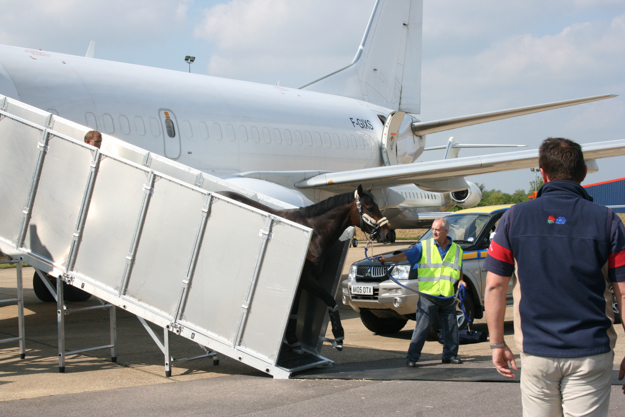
<box><xmin>450</xmin><ymin>181</ymin><xmax>482</xmax><ymax>208</ymax></box>
<box><xmin>381</xmin><ymin>112</ymin><xmax>425</xmax><ymax>166</ymax></box>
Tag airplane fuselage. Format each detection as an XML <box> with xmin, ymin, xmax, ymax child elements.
<box><xmin>0</xmin><ymin>46</ymin><xmax>411</xmax><ymax>177</ymax></box>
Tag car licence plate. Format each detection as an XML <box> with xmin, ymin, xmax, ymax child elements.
<box><xmin>350</xmin><ymin>285</ymin><xmax>373</xmax><ymax>295</ymax></box>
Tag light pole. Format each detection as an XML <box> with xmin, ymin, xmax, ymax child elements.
<box><xmin>530</xmin><ymin>167</ymin><xmax>540</xmax><ymax>192</ymax></box>
<box><xmin>185</xmin><ymin>55</ymin><xmax>195</xmax><ymax>73</ymax></box>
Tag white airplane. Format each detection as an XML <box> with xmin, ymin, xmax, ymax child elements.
<box><xmin>0</xmin><ymin>0</ymin><xmax>623</xmax><ymax>238</ymax></box>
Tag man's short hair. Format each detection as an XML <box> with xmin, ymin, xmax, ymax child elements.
<box><xmin>84</xmin><ymin>130</ymin><xmax>102</xmax><ymax>143</ymax></box>
<box><xmin>538</xmin><ymin>137</ymin><xmax>586</xmax><ymax>183</ymax></box>
<box><xmin>433</xmin><ymin>217</ymin><xmax>449</xmax><ymax>230</ymax></box>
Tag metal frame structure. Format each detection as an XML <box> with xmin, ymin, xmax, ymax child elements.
<box><xmin>137</xmin><ymin>316</ymin><xmax>218</xmax><ymax>377</ymax></box>
<box><xmin>0</xmin><ymin>258</ymin><xmax>26</xmax><ymax>358</ymax></box>
<box><xmin>32</xmin><ymin>269</ymin><xmax>117</xmax><ymax>372</ymax></box>
<box><xmin>0</xmin><ymin>96</ymin><xmax>341</xmax><ymax>379</ymax></box>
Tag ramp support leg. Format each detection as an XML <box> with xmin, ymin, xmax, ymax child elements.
<box><xmin>57</xmin><ymin>277</ymin><xmax>66</xmax><ymax>373</ymax></box>
<box><xmin>164</xmin><ymin>327</ymin><xmax>171</xmax><ymax>377</ymax></box>
<box><xmin>50</xmin><ymin>274</ymin><xmax>117</xmax><ymax>373</ymax></box>
<box><xmin>0</xmin><ymin>258</ymin><xmax>26</xmax><ymax>358</ymax></box>
<box><xmin>110</xmin><ymin>304</ymin><xmax>117</xmax><ymax>362</ymax></box>
<box><xmin>137</xmin><ymin>317</ymin><xmax>218</xmax><ymax>377</ymax></box>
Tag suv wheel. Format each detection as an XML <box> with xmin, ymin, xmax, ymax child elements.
<box><xmin>611</xmin><ymin>286</ymin><xmax>622</xmax><ymax>324</ymax></box>
<box><xmin>456</xmin><ymin>289</ymin><xmax>475</xmax><ymax>330</ymax></box>
<box><xmin>359</xmin><ymin>309</ymin><xmax>408</xmax><ymax>334</ymax></box>
<box><xmin>427</xmin><ymin>290</ymin><xmax>476</xmax><ymax>341</ymax></box>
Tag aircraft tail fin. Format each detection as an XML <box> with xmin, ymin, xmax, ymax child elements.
<box><xmin>85</xmin><ymin>41</ymin><xmax>95</xmax><ymax>58</ymax></box>
<box><xmin>300</xmin><ymin>0</ymin><xmax>422</xmax><ymax>114</ymax></box>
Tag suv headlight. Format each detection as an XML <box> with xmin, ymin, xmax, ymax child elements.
<box><xmin>348</xmin><ymin>265</ymin><xmax>357</xmax><ymax>281</ymax></box>
<box><xmin>391</xmin><ymin>265</ymin><xmax>411</xmax><ymax>280</ymax></box>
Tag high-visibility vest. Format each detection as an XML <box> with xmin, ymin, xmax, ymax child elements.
<box><xmin>417</xmin><ymin>238</ymin><xmax>463</xmax><ymax>297</ymax></box>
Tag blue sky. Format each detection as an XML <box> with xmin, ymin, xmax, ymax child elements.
<box><xmin>1</xmin><ymin>0</ymin><xmax>624</xmax><ymax>193</ymax></box>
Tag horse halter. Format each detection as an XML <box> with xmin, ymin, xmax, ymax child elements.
<box><xmin>354</xmin><ymin>190</ymin><xmax>389</xmax><ymax>240</ymax></box>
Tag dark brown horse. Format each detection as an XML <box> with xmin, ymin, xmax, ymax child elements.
<box><xmin>219</xmin><ymin>185</ymin><xmax>389</xmax><ymax>351</ymax></box>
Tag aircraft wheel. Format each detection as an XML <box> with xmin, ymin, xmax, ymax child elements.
<box><xmin>33</xmin><ymin>271</ymin><xmax>56</xmax><ymax>302</ymax></box>
<box><xmin>32</xmin><ymin>271</ymin><xmax>92</xmax><ymax>302</ymax></box>
<box><xmin>65</xmin><ymin>285</ymin><xmax>92</xmax><ymax>302</ymax></box>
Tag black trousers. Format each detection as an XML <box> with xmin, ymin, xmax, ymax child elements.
<box><xmin>407</xmin><ymin>294</ymin><xmax>459</xmax><ymax>362</ymax></box>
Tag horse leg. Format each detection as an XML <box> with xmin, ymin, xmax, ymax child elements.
<box><xmin>284</xmin><ymin>287</ymin><xmax>304</xmax><ymax>354</ymax></box>
<box><xmin>299</xmin><ymin>273</ymin><xmax>344</xmax><ymax>351</ymax></box>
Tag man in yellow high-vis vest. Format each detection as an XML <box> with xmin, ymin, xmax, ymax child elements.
<box><xmin>378</xmin><ymin>217</ymin><xmax>465</xmax><ymax>367</ymax></box>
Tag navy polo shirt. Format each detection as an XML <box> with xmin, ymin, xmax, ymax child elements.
<box><xmin>484</xmin><ymin>181</ymin><xmax>625</xmax><ymax>358</ymax></box>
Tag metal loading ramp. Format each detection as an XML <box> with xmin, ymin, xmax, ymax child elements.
<box><xmin>0</xmin><ymin>95</ymin><xmax>343</xmax><ymax>379</ymax></box>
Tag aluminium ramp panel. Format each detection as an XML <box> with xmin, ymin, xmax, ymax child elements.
<box><xmin>0</xmin><ymin>96</ymin><xmax>314</xmax><ymax>377</ymax></box>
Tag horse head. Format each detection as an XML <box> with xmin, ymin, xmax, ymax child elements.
<box><xmin>351</xmin><ymin>185</ymin><xmax>390</xmax><ymax>241</ymax></box>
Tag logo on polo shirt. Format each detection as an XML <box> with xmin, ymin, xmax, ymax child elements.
<box><xmin>548</xmin><ymin>215</ymin><xmax>566</xmax><ymax>224</ymax></box>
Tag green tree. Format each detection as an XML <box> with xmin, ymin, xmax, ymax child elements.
<box><xmin>529</xmin><ymin>177</ymin><xmax>544</xmax><ymax>193</ymax></box>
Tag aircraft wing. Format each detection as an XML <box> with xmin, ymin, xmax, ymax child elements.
<box><xmin>411</xmin><ymin>94</ymin><xmax>616</xmax><ymax>136</ymax></box>
<box><xmin>294</xmin><ymin>139</ymin><xmax>625</xmax><ymax>193</ymax></box>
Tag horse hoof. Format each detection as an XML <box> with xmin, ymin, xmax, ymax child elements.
<box><xmin>283</xmin><ymin>340</ymin><xmax>305</xmax><ymax>355</ymax></box>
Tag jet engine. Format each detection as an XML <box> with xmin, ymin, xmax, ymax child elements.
<box><xmin>449</xmin><ymin>181</ymin><xmax>482</xmax><ymax>208</ymax></box>
<box><xmin>381</xmin><ymin>112</ymin><xmax>425</xmax><ymax>166</ymax></box>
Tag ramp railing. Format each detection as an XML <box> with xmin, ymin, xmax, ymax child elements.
<box><xmin>0</xmin><ymin>95</ymin><xmax>319</xmax><ymax>378</ymax></box>
<box><xmin>0</xmin><ymin>258</ymin><xmax>26</xmax><ymax>358</ymax></box>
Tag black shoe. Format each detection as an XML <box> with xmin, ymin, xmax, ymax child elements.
<box><xmin>406</xmin><ymin>361</ymin><xmax>417</xmax><ymax>367</ymax></box>
<box><xmin>442</xmin><ymin>357</ymin><xmax>463</xmax><ymax>364</ymax></box>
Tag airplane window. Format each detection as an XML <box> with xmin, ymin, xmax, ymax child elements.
<box><xmin>323</xmin><ymin>133</ymin><xmax>331</xmax><ymax>147</ymax></box>
<box><xmin>273</xmin><ymin>128</ymin><xmax>282</xmax><ymax>144</ymax></box>
<box><xmin>363</xmin><ymin>134</ymin><xmax>372</xmax><ymax>150</ymax></box>
<box><xmin>284</xmin><ymin>129</ymin><xmax>293</xmax><ymax>145</ymax></box>
<box><xmin>212</xmin><ymin>123</ymin><xmax>222</xmax><ymax>141</ymax></box>
<box><xmin>149</xmin><ymin>117</ymin><xmax>160</xmax><ymax>137</ymax></box>
<box><xmin>164</xmin><ymin>118</ymin><xmax>175</xmax><ymax>138</ymax></box>
<box><xmin>182</xmin><ymin>120</ymin><xmax>193</xmax><ymax>138</ymax></box>
<box><xmin>293</xmin><ymin>130</ymin><xmax>303</xmax><ymax>146</ymax></box>
<box><xmin>341</xmin><ymin>134</ymin><xmax>349</xmax><ymax>149</ymax></box>
<box><xmin>349</xmin><ymin>135</ymin><xmax>357</xmax><ymax>149</ymax></box>
<box><xmin>251</xmin><ymin>126</ymin><xmax>260</xmax><ymax>143</ymax></box>
<box><xmin>313</xmin><ymin>132</ymin><xmax>322</xmax><ymax>147</ymax></box>
<box><xmin>199</xmin><ymin>122</ymin><xmax>208</xmax><ymax>139</ymax></box>
<box><xmin>135</xmin><ymin>116</ymin><xmax>146</xmax><ymax>136</ymax></box>
<box><xmin>304</xmin><ymin>131</ymin><xmax>313</xmax><ymax>146</ymax></box>
<box><xmin>239</xmin><ymin>125</ymin><xmax>248</xmax><ymax>142</ymax></box>
<box><xmin>119</xmin><ymin>115</ymin><xmax>130</xmax><ymax>135</ymax></box>
<box><xmin>356</xmin><ymin>135</ymin><xmax>365</xmax><ymax>150</ymax></box>
<box><xmin>226</xmin><ymin>124</ymin><xmax>236</xmax><ymax>142</ymax></box>
<box><xmin>103</xmin><ymin>114</ymin><xmax>115</xmax><ymax>133</ymax></box>
<box><xmin>262</xmin><ymin>127</ymin><xmax>271</xmax><ymax>144</ymax></box>
<box><xmin>332</xmin><ymin>134</ymin><xmax>341</xmax><ymax>148</ymax></box>
<box><xmin>85</xmin><ymin>112</ymin><xmax>98</xmax><ymax>129</ymax></box>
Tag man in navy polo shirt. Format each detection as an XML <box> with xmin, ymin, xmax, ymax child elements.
<box><xmin>484</xmin><ymin>137</ymin><xmax>625</xmax><ymax>416</ymax></box>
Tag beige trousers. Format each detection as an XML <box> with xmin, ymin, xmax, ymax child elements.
<box><xmin>520</xmin><ymin>351</ymin><xmax>614</xmax><ymax>417</ymax></box>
